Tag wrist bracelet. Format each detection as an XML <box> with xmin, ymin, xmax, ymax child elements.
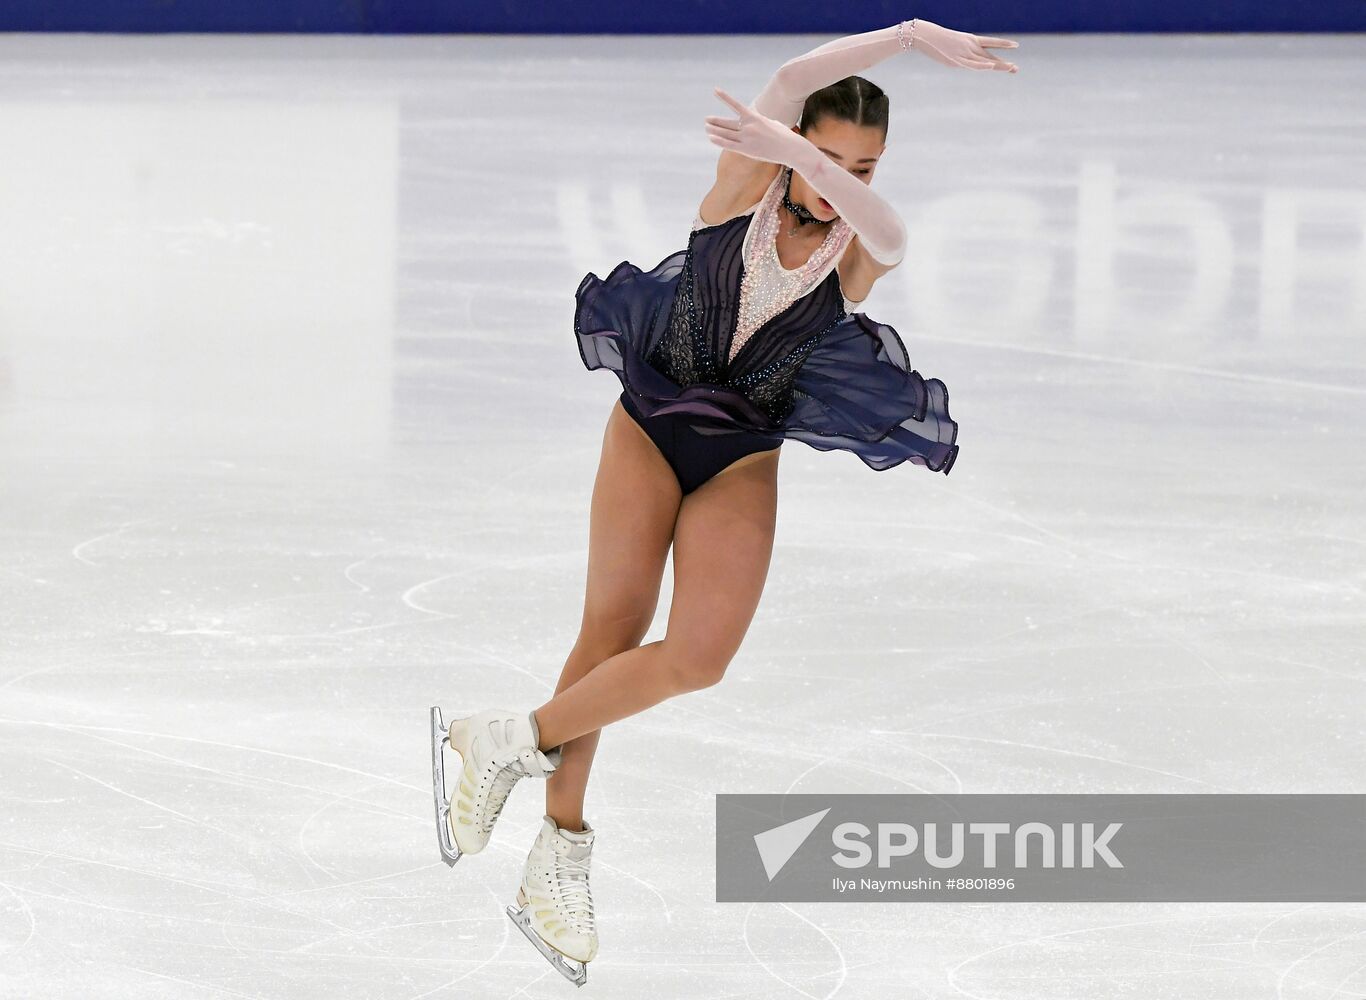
<box><xmin>896</xmin><ymin>19</ymin><xmax>917</xmax><ymax>51</ymax></box>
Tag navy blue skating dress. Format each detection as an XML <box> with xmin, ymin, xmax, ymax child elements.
<box><xmin>573</xmin><ymin>168</ymin><xmax>959</xmax><ymax>477</ymax></box>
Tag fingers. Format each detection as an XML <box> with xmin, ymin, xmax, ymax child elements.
<box><xmin>704</xmin><ymin>114</ymin><xmax>741</xmax><ymax>133</ymax></box>
<box><xmin>704</xmin><ymin>125</ymin><xmax>739</xmax><ymax>147</ymax></box>
<box><xmin>972</xmin><ymin>35</ymin><xmax>1019</xmax><ymax>70</ymax></box>
<box><xmin>974</xmin><ymin>54</ymin><xmax>1018</xmax><ymax>72</ymax></box>
<box><xmin>921</xmin><ymin>35</ymin><xmax>1018</xmax><ymax>71</ymax></box>
<box><xmin>712</xmin><ymin>86</ymin><xmax>745</xmax><ymax>114</ymax></box>
<box><xmin>707</xmin><ymin>135</ymin><xmax>752</xmax><ymax>157</ymax></box>
<box><xmin>707</xmin><ymin>136</ymin><xmax>768</xmax><ymax>163</ymax></box>
<box><xmin>965</xmin><ymin>41</ymin><xmax>1018</xmax><ymax>72</ymax></box>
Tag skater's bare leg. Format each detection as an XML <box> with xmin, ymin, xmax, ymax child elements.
<box><xmin>544</xmin><ymin>398</ymin><xmax>680</xmax><ymax>832</ymax></box>
<box><xmin>534</xmin><ymin>443</ymin><xmax>779</xmax><ymax>754</ymax></box>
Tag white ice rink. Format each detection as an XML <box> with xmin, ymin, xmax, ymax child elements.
<box><xmin>1</xmin><ymin>30</ymin><xmax>1363</xmax><ymax>999</ymax></box>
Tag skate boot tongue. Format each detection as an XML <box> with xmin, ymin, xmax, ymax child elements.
<box><xmin>558</xmin><ymin>827</ymin><xmax>594</xmax><ymax>899</ymax></box>
<box><xmin>555</xmin><ymin>831</ymin><xmax>596</xmax><ymax>933</ymax></box>
<box><xmin>563</xmin><ymin>839</ymin><xmax>592</xmax><ymax>866</ymax></box>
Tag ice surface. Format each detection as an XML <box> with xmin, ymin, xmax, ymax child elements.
<box><xmin>0</xmin><ymin>31</ymin><xmax>1363</xmax><ymax>999</ymax></box>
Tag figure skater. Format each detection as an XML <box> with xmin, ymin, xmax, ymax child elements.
<box><xmin>430</xmin><ymin>17</ymin><xmax>1018</xmax><ymax>986</ymax></box>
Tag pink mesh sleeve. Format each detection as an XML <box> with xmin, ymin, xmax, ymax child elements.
<box><xmin>751</xmin><ymin>21</ymin><xmax>917</xmax><ymax>127</ymax></box>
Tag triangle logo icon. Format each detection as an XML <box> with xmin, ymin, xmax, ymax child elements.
<box><xmin>753</xmin><ymin>808</ymin><xmax>831</xmax><ymax>881</ymax></box>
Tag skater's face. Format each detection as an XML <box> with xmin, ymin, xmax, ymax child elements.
<box><xmin>788</xmin><ymin>116</ymin><xmax>886</xmax><ymax>225</ymax></box>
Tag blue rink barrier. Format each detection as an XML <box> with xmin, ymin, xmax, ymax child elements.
<box><xmin>3</xmin><ymin>0</ymin><xmax>1364</xmax><ymax>33</ymax></box>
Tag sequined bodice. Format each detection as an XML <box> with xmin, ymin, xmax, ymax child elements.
<box><xmin>644</xmin><ymin>172</ymin><xmax>859</xmax><ymax>425</ymax></box>
<box><xmin>730</xmin><ymin>171</ymin><xmax>855</xmax><ymax>363</ymax></box>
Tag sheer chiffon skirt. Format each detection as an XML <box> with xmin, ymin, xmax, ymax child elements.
<box><xmin>573</xmin><ymin>250</ymin><xmax>959</xmax><ymax>475</ymax></box>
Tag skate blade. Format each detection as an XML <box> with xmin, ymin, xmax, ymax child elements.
<box><xmin>505</xmin><ymin>903</ymin><xmax>589</xmax><ymax>987</ymax></box>
<box><xmin>429</xmin><ymin>706</ymin><xmax>463</xmax><ymax>867</ymax></box>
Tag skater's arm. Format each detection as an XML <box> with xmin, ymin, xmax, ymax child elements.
<box><xmin>793</xmin><ymin>141</ymin><xmax>908</xmax><ymax>266</ymax></box>
<box><xmin>752</xmin><ymin>19</ymin><xmax>1019</xmax><ymax>126</ymax></box>
<box><xmin>752</xmin><ymin>21</ymin><xmax>916</xmax><ymax>127</ymax></box>
<box><xmin>708</xmin><ymin>87</ymin><xmax>907</xmax><ymax>266</ymax></box>
<box><xmin>703</xmin><ymin>23</ymin><xmax>1018</xmax><ymax>235</ymax></box>
<box><xmin>702</xmin><ymin>20</ymin><xmax>928</xmax><ymax>228</ymax></box>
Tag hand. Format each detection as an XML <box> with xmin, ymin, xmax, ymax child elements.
<box><xmin>704</xmin><ymin>87</ymin><xmax>812</xmax><ymax>168</ymax></box>
<box><xmin>910</xmin><ymin>19</ymin><xmax>1018</xmax><ymax>72</ymax></box>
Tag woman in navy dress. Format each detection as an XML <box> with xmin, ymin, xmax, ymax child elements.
<box><xmin>430</xmin><ymin>18</ymin><xmax>1018</xmax><ymax>984</ymax></box>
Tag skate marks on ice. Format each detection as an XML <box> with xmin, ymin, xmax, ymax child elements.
<box><xmin>2</xmin><ymin>26</ymin><xmax>1364</xmax><ymax>999</ymax></box>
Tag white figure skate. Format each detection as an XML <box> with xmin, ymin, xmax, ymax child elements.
<box><xmin>429</xmin><ymin>706</ymin><xmax>563</xmax><ymax>866</ymax></box>
<box><xmin>506</xmin><ymin>813</ymin><xmax>599</xmax><ymax>987</ymax></box>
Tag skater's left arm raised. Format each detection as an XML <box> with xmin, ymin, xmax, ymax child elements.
<box><xmin>751</xmin><ymin>18</ymin><xmax>1017</xmax><ymax>127</ymax></box>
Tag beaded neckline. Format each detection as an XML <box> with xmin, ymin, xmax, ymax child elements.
<box><xmin>770</xmin><ymin>206</ymin><xmax>842</xmax><ymax>275</ymax></box>
<box><xmin>722</xmin><ymin>171</ymin><xmax>853</xmax><ymax>367</ymax></box>
<box><xmin>771</xmin><ymin>225</ymin><xmax>838</xmax><ymax>274</ymax></box>
<box><xmin>746</xmin><ymin>168</ymin><xmax>852</xmax><ymax>287</ymax></box>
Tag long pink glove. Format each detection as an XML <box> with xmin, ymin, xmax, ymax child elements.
<box><xmin>753</xmin><ymin>19</ymin><xmax>1018</xmax><ymax>126</ymax></box>
<box><xmin>716</xmin><ymin>23</ymin><xmax>1018</xmax><ymax>265</ymax></box>
<box><xmin>707</xmin><ymin>86</ymin><xmax>909</xmax><ymax>266</ymax></box>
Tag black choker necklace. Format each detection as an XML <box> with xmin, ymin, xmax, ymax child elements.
<box><xmin>780</xmin><ymin>166</ymin><xmax>828</xmax><ymax>237</ymax></box>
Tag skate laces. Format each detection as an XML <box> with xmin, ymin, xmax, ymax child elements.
<box><xmin>478</xmin><ymin>747</ymin><xmax>550</xmax><ymax>836</ymax></box>
<box><xmin>479</xmin><ymin>766</ymin><xmax>520</xmax><ymax>835</ymax></box>
<box><xmin>558</xmin><ymin>849</ymin><xmax>596</xmax><ymax>931</ymax></box>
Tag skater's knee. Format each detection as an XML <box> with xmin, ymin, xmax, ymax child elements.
<box><xmin>576</xmin><ymin>601</ymin><xmax>655</xmax><ymax>655</ymax></box>
<box><xmin>659</xmin><ymin>639</ymin><xmax>732</xmax><ymax>691</ymax></box>
<box><xmin>572</xmin><ymin>634</ymin><xmax>633</xmax><ymax>669</ymax></box>
<box><xmin>573</xmin><ymin>615</ymin><xmax>650</xmax><ymax>666</ymax></box>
